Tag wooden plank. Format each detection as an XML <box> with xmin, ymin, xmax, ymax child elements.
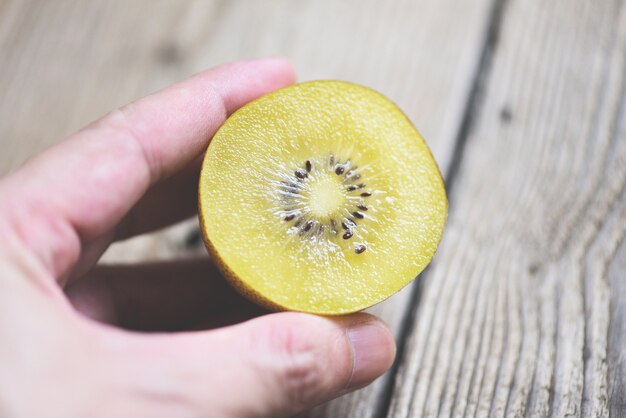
<box><xmin>608</xmin><ymin>241</ymin><xmax>626</xmax><ymax>417</ymax></box>
<box><xmin>0</xmin><ymin>0</ymin><xmax>492</xmax><ymax>416</ymax></box>
<box><xmin>0</xmin><ymin>0</ymin><xmax>218</xmax><ymax>173</ymax></box>
<box><xmin>388</xmin><ymin>0</ymin><xmax>626</xmax><ymax>416</ymax></box>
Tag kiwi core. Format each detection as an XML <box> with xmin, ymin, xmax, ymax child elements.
<box><xmin>273</xmin><ymin>155</ymin><xmax>376</xmax><ymax>255</ymax></box>
<box><xmin>307</xmin><ymin>174</ymin><xmax>344</xmax><ymax>218</ymax></box>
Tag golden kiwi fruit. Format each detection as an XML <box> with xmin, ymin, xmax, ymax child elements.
<box><xmin>198</xmin><ymin>81</ymin><xmax>447</xmax><ymax>314</ymax></box>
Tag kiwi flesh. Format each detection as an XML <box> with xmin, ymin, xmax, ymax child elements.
<box><xmin>198</xmin><ymin>81</ymin><xmax>447</xmax><ymax>314</ymax></box>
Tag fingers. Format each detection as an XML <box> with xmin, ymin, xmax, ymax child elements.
<box><xmin>119</xmin><ymin>313</ymin><xmax>396</xmax><ymax>417</ymax></box>
<box><xmin>65</xmin><ymin>259</ymin><xmax>269</xmax><ymax>331</ymax></box>
<box><xmin>0</xmin><ymin>58</ymin><xmax>296</xmax><ymax>283</ymax></box>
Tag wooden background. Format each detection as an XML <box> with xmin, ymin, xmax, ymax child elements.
<box><xmin>1</xmin><ymin>1</ymin><xmax>625</xmax><ymax>417</ymax></box>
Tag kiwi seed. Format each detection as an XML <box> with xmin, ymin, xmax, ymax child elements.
<box><xmin>269</xmin><ymin>154</ymin><xmax>380</xmax><ymax>253</ymax></box>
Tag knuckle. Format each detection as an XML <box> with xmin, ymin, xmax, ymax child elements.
<box><xmin>264</xmin><ymin>319</ymin><xmax>330</xmax><ymax>408</ymax></box>
<box><xmin>97</xmin><ymin>106</ymin><xmax>161</xmax><ymax>183</ymax></box>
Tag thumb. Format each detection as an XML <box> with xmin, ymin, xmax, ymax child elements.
<box><xmin>131</xmin><ymin>312</ymin><xmax>396</xmax><ymax>418</ymax></box>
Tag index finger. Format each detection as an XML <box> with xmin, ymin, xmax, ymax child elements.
<box><xmin>0</xmin><ymin>58</ymin><xmax>296</xmax><ymax>281</ymax></box>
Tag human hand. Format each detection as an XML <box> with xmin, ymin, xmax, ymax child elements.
<box><xmin>0</xmin><ymin>58</ymin><xmax>396</xmax><ymax>418</ymax></box>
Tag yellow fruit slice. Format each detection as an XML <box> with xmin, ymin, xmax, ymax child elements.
<box><xmin>199</xmin><ymin>81</ymin><xmax>447</xmax><ymax>314</ymax></box>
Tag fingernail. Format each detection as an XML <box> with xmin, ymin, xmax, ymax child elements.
<box><xmin>346</xmin><ymin>320</ymin><xmax>396</xmax><ymax>390</ymax></box>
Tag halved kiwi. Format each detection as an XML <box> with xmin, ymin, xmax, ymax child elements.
<box><xmin>198</xmin><ymin>80</ymin><xmax>447</xmax><ymax>314</ymax></box>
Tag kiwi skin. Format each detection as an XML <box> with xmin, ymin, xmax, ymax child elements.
<box><xmin>197</xmin><ymin>80</ymin><xmax>448</xmax><ymax>315</ymax></box>
<box><xmin>198</xmin><ymin>203</ymin><xmax>284</xmax><ymax>313</ymax></box>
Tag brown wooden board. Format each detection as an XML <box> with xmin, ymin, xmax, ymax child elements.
<box><xmin>388</xmin><ymin>0</ymin><xmax>626</xmax><ymax>416</ymax></box>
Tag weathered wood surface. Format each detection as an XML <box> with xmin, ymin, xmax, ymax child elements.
<box><xmin>388</xmin><ymin>0</ymin><xmax>626</xmax><ymax>417</ymax></box>
<box><xmin>2</xmin><ymin>0</ymin><xmax>625</xmax><ymax>417</ymax></box>
<box><xmin>0</xmin><ymin>1</ymin><xmax>493</xmax><ymax>417</ymax></box>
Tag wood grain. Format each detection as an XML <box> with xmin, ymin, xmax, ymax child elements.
<box><xmin>388</xmin><ymin>0</ymin><xmax>626</xmax><ymax>416</ymax></box>
<box><xmin>0</xmin><ymin>1</ymin><xmax>493</xmax><ymax>416</ymax></box>
<box><xmin>608</xmin><ymin>241</ymin><xmax>626</xmax><ymax>417</ymax></box>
